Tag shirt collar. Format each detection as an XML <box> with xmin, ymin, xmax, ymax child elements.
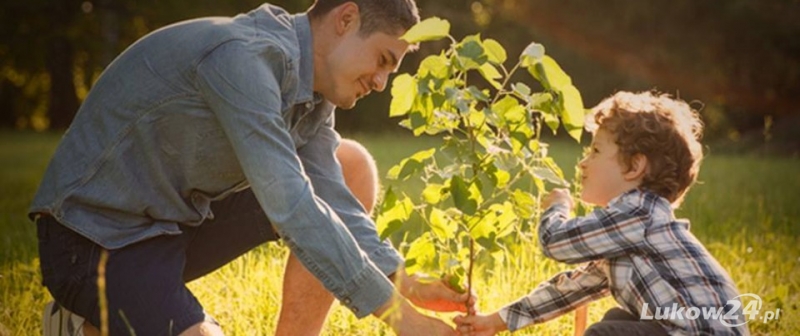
<box><xmin>294</xmin><ymin>13</ymin><xmax>315</xmax><ymax>104</ymax></box>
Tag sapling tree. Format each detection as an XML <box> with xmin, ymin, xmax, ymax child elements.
<box><xmin>376</xmin><ymin>17</ymin><xmax>586</xmax><ymax>311</ymax></box>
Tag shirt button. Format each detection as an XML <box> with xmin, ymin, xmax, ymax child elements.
<box><xmin>304</xmin><ymin>101</ymin><xmax>313</xmax><ymax>110</ymax></box>
<box><xmin>351</xmin><ymin>307</ymin><xmax>359</xmax><ymax>314</ymax></box>
<box><xmin>343</xmin><ymin>298</ymin><xmax>352</xmax><ymax>305</ymax></box>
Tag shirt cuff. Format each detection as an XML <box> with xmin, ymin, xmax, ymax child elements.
<box><xmin>545</xmin><ymin>202</ymin><xmax>571</xmax><ymax>217</ymax></box>
<box><xmin>337</xmin><ymin>263</ymin><xmax>396</xmax><ymax>318</ymax></box>
<box><xmin>497</xmin><ymin>305</ymin><xmax>522</xmax><ymax>332</ymax></box>
<box><xmin>367</xmin><ymin>244</ymin><xmax>404</xmax><ymax>276</ymax></box>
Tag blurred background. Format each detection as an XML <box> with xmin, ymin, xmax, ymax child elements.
<box><xmin>1</xmin><ymin>0</ymin><xmax>798</xmax><ymax>153</ymax></box>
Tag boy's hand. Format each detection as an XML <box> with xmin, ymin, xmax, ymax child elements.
<box><xmin>543</xmin><ymin>188</ymin><xmax>573</xmax><ymax>210</ymax></box>
<box><xmin>453</xmin><ymin>312</ymin><xmax>507</xmax><ymax>336</ymax></box>
<box><xmin>400</xmin><ymin>272</ymin><xmax>477</xmax><ymax>313</ymax></box>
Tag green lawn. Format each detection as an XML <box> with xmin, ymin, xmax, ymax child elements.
<box><xmin>1</xmin><ymin>130</ymin><xmax>798</xmax><ymax>335</ymax></box>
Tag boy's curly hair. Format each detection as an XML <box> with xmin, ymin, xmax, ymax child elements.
<box><xmin>586</xmin><ymin>91</ymin><xmax>704</xmax><ymax>207</ymax></box>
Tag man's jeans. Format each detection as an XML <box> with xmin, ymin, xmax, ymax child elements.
<box><xmin>585</xmin><ymin>308</ymin><xmax>670</xmax><ymax>336</ymax></box>
<box><xmin>37</xmin><ymin>189</ymin><xmax>278</xmax><ymax>335</ymax></box>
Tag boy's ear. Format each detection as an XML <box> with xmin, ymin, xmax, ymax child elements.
<box><xmin>334</xmin><ymin>2</ymin><xmax>361</xmax><ymax>35</ymax></box>
<box><xmin>625</xmin><ymin>154</ymin><xmax>648</xmax><ymax>181</ymax></box>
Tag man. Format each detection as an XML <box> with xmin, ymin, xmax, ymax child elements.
<box><xmin>32</xmin><ymin>1</ymin><xmax>470</xmax><ymax>335</ymax></box>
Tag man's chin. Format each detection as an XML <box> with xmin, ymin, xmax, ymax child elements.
<box><xmin>333</xmin><ymin>98</ymin><xmax>358</xmax><ymax>110</ymax></box>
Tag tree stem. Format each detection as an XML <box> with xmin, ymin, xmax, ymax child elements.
<box><xmin>467</xmin><ymin>237</ymin><xmax>475</xmax><ymax>315</ymax></box>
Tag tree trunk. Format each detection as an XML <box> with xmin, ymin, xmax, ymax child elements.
<box><xmin>46</xmin><ymin>36</ymin><xmax>79</xmax><ymax>130</ymax></box>
<box><xmin>46</xmin><ymin>0</ymin><xmax>79</xmax><ymax>130</ymax></box>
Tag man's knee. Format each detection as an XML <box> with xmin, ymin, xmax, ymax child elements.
<box><xmin>584</xmin><ymin>322</ymin><xmax>614</xmax><ymax>336</ymax></box>
<box><xmin>178</xmin><ymin>321</ymin><xmax>224</xmax><ymax>336</ymax></box>
<box><xmin>335</xmin><ymin>139</ymin><xmax>379</xmax><ymax>212</ymax></box>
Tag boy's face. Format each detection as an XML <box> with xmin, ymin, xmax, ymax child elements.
<box><xmin>318</xmin><ymin>26</ymin><xmax>409</xmax><ymax>109</ymax></box>
<box><xmin>578</xmin><ymin>128</ymin><xmax>636</xmax><ymax>207</ymax></box>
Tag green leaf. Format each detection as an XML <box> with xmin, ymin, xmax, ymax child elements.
<box><xmin>542</xmin><ymin>157</ymin><xmax>568</xmax><ymax>183</ymax></box>
<box><xmin>429</xmin><ymin>208</ymin><xmax>457</xmax><ymax>239</ymax></box>
<box><xmin>404</xmin><ymin>232</ymin><xmax>436</xmax><ymax>274</ymax></box>
<box><xmin>455</xmin><ymin>39</ymin><xmax>487</xmax><ymax>70</ymax></box>
<box><xmin>530</xmin><ymin>166</ymin><xmax>569</xmax><ymax>187</ymax></box>
<box><xmin>512</xmin><ymin>82</ymin><xmax>531</xmax><ymax>99</ymax></box>
<box><xmin>446</xmin><ymin>273</ymin><xmax>467</xmax><ymax>294</ymax></box>
<box><xmin>559</xmin><ymin>85</ymin><xmax>585</xmax><ymax>141</ymax></box>
<box><xmin>485</xmin><ymin>163</ymin><xmax>508</xmax><ymax>189</ymax></box>
<box><xmin>491</xmin><ymin>96</ymin><xmax>525</xmax><ymax>125</ymax></box>
<box><xmin>419</xmin><ymin>54</ymin><xmax>450</xmax><ymax>79</ymax></box>
<box><xmin>491</xmin><ymin>165</ymin><xmax>511</xmax><ymax>188</ymax></box>
<box><xmin>494</xmin><ymin>202</ymin><xmax>517</xmax><ymax>237</ymax></box>
<box><xmin>483</xmin><ymin>38</ymin><xmax>507</xmax><ymax>64</ymax></box>
<box><xmin>450</xmin><ymin>176</ymin><xmax>478</xmax><ymax>215</ymax></box>
<box><xmin>390</xmin><ymin>74</ymin><xmax>416</xmax><ymax>117</ymax></box>
<box><xmin>376</xmin><ymin>188</ymin><xmax>414</xmax><ymax>239</ymax></box>
<box><xmin>469</xmin><ymin>211</ymin><xmax>497</xmax><ymax>240</ymax></box>
<box><xmin>468</xmin><ymin>109</ymin><xmax>487</xmax><ymax>129</ymax></box>
<box><xmin>520</xmin><ymin>42</ymin><xmax>545</xmax><ymax>67</ymax></box>
<box><xmin>422</xmin><ymin>183</ymin><xmax>446</xmax><ymax>204</ymax></box>
<box><xmin>466</xmin><ymin>86</ymin><xmax>491</xmax><ymax>102</ymax></box>
<box><xmin>512</xmin><ymin>189</ymin><xmax>537</xmax><ymax>219</ymax></box>
<box><xmin>399</xmin><ymin>110</ymin><xmax>428</xmax><ymax>136</ymax></box>
<box><xmin>478</xmin><ymin>63</ymin><xmax>503</xmax><ymax>89</ymax></box>
<box><xmin>531</xmin><ymin>92</ymin><xmax>559</xmax><ymax>134</ymax></box>
<box><xmin>410</xmin><ymin>148</ymin><xmax>437</xmax><ymax>161</ymax></box>
<box><xmin>400</xmin><ymin>17</ymin><xmax>450</xmax><ymax>43</ymax></box>
<box><xmin>386</xmin><ymin>148</ymin><xmax>435</xmax><ymax>180</ymax></box>
<box><xmin>529</xmin><ymin>56</ymin><xmax>571</xmax><ymax>91</ymax></box>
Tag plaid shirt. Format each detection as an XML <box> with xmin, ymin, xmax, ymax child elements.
<box><xmin>499</xmin><ymin>189</ymin><xmax>749</xmax><ymax>335</ymax></box>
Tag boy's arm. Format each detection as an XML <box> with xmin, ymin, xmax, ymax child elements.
<box><xmin>539</xmin><ymin>192</ymin><xmax>650</xmax><ymax>264</ymax></box>
<box><xmin>498</xmin><ymin>261</ymin><xmax>610</xmax><ymax>332</ymax></box>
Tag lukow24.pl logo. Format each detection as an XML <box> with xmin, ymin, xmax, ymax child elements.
<box><xmin>640</xmin><ymin>294</ymin><xmax>781</xmax><ymax>327</ymax></box>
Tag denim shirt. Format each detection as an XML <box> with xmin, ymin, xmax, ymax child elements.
<box><xmin>29</xmin><ymin>4</ymin><xmax>402</xmax><ymax>317</ymax></box>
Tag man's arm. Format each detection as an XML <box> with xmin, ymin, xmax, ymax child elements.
<box><xmin>296</xmin><ymin>115</ymin><xmax>404</xmax><ymax>276</ymax></box>
<box><xmin>195</xmin><ymin>40</ymin><xmax>392</xmax><ymax>317</ymax></box>
<box><xmin>539</xmin><ymin>190</ymin><xmax>650</xmax><ymax>264</ymax></box>
<box><xmin>297</xmin><ymin>115</ymin><xmax>474</xmax><ymax>313</ymax></box>
<box><xmin>499</xmin><ymin>261</ymin><xmax>610</xmax><ymax>332</ymax></box>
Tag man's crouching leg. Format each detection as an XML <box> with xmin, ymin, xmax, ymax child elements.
<box><xmin>275</xmin><ymin>139</ymin><xmax>379</xmax><ymax>336</ymax></box>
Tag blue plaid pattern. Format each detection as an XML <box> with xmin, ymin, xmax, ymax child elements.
<box><xmin>499</xmin><ymin>189</ymin><xmax>749</xmax><ymax>335</ymax></box>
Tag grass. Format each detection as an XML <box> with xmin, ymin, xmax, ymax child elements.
<box><xmin>1</xmin><ymin>130</ymin><xmax>798</xmax><ymax>335</ymax></box>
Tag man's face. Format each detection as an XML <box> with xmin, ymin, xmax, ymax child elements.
<box><xmin>319</xmin><ymin>27</ymin><xmax>410</xmax><ymax>109</ymax></box>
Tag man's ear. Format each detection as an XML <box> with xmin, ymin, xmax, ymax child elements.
<box><xmin>334</xmin><ymin>2</ymin><xmax>361</xmax><ymax>35</ymax></box>
<box><xmin>625</xmin><ymin>154</ymin><xmax>648</xmax><ymax>181</ymax></box>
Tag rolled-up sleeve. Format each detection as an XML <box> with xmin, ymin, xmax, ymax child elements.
<box><xmin>297</xmin><ymin>116</ymin><xmax>404</xmax><ymax>276</ymax></box>
<box><xmin>195</xmin><ymin>40</ymin><xmax>393</xmax><ymax>317</ymax></box>
<box><xmin>499</xmin><ymin>261</ymin><xmax>610</xmax><ymax>331</ymax></box>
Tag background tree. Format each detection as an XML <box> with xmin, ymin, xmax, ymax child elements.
<box><xmin>1</xmin><ymin>0</ymin><xmax>797</xmax><ymax>152</ymax></box>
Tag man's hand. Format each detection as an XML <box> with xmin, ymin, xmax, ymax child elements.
<box><xmin>397</xmin><ymin>272</ymin><xmax>476</xmax><ymax>313</ymax></box>
<box><xmin>375</xmin><ymin>296</ymin><xmax>456</xmax><ymax>336</ymax></box>
<box><xmin>543</xmin><ymin>188</ymin><xmax>573</xmax><ymax>210</ymax></box>
<box><xmin>453</xmin><ymin>312</ymin><xmax>507</xmax><ymax>336</ymax></box>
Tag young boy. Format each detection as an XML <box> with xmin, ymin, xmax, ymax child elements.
<box><xmin>454</xmin><ymin>91</ymin><xmax>749</xmax><ymax>335</ymax></box>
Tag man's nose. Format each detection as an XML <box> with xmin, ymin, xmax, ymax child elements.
<box><xmin>371</xmin><ymin>72</ymin><xmax>388</xmax><ymax>92</ymax></box>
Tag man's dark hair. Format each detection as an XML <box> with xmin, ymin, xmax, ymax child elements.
<box><xmin>308</xmin><ymin>0</ymin><xmax>420</xmax><ymax>36</ymax></box>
